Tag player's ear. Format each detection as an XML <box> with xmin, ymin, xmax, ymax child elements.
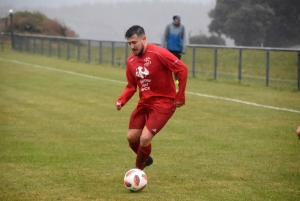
<box><xmin>142</xmin><ymin>36</ymin><xmax>146</xmax><ymax>42</ymax></box>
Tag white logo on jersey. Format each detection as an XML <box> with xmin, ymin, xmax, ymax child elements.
<box><xmin>144</xmin><ymin>57</ymin><xmax>151</xmax><ymax>66</ymax></box>
<box><xmin>136</xmin><ymin>66</ymin><xmax>149</xmax><ymax>78</ymax></box>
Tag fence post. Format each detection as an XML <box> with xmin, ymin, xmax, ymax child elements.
<box><xmin>9</xmin><ymin>10</ymin><xmax>14</xmax><ymax>50</ymax></box>
<box><xmin>112</xmin><ymin>42</ymin><xmax>115</xmax><ymax>66</ymax></box>
<box><xmin>58</xmin><ymin>39</ymin><xmax>61</xmax><ymax>58</ymax></box>
<box><xmin>88</xmin><ymin>40</ymin><xmax>91</xmax><ymax>62</ymax></box>
<box><xmin>49</xmin><ymin>38</ymin><xmax>52</xmax><ymax>56</ymax></box>
<box><xmin>33</xmin><ymin>37</ymin><xmax>36</xmax><ymax>54</ymax></box>
<box><xmin>19</xmin><ymin>35</ymin><xmax>23</xmax><ymax>52</ymax></box>
<box><xmin>214</xmin><ymin>48</ymin><xmax>218</xmax><ymax>80</ymax></box>
<box><xmin>192</xmin><ymin>47</ymin><xmax>196</xmax><ymax>78</ymax></box>
<box><xmin>16</xmin><ymin>35</ymin><xmax>19</xmax><ymax>51</ymax></box>
<box><xmin>1</xmin><ymin>32</ymin><xmax>3</xmax><ymax>51</ymax></box>
<box><xmin>77</xmin><ymin>40</ymin><xmax>80</xmax><ymax>61</ymax></box>
<box><xmin>99</xmin><ymin>41</ymin><xmax>102</xmax><ymax>64</ymax></box>
<box><xmin>67</xmin><ymin>39</ymin><xmax>70</xmax><ymax>59</ymax></box>
<box><xmin>266</xmin><ymin>49</ymin><xmax>270</xmax><ymax>87</ymax></box>
<box><xmin>41</xmin><ymin>38</ymin><xmax>44</xmax><ymax>55</ymax></box>
<box><xmin>298</xmin><ymin>51</ymin><xmax>300</xmax><ymax>90</ymax></box>
<box><xmin>15</xmin><ymin>35</ymin><xmax>18</xmax><ymax>51</ymax></box>
<box><xmin>238</xmin><ymin>49</ymin><xmax>243</xmax><ymax>83</ymax></box>
<box><xmin>26</xmin><ymin>36</ymin><xmax>29</xmax><ymax>52</ymax></box>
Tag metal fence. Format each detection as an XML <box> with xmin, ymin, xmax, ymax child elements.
<box><xmin>2</xmin><ymin>32</ymin><xmax>300</xmax><ymax>90</ymax></box>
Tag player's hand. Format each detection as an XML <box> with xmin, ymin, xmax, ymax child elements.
<box><xmin>175</xmin><ymin>101</ymin><xmax>185</xmax><ymax>108</ymax></box>
<box><xmin>296</xmin><ymin>126</ymin><xmax>300</xmax><ymax>139</ymax></box>
<box><xmin>116</xmin><ymin>101</ymin><xmax>122</xmax><ymax>111</ymax></box>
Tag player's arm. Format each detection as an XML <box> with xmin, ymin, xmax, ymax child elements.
<box><xmin>173</xmin><ymin>59</ymin><xmax>188</xmax><ymax>106</ymax></box>
<box><xmin>160</xmin><ymin>50</ymin><xmax>188</xmax><ymax>106</ymax></box>
<box><xmin>164</xmin><ymin>52</ymin><xmax>188</xmax><ymax>102</ymax></box>
<box><xmin>116</xmin><ymin>68</ymin><xmax>137</xmax><ymax>111</ymax></box>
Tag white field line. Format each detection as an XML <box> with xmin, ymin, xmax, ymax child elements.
<box><xmin>1</xmin><ymin>57</ymin><xmax>300</xmax><ymax>114</ymax></box>
<box><xmin>186</xmin><ymin>92</ymin><xmax>300</xmax><ymax>114</ymax></box>
<box><xmin>200</xmin><ymin>70</ymin><xmax>297</xmax><ymax>83</ymax></box>
<box><xmin>0</xmin><ymin>58</ymin><xmax>125</xmax><ymax>84</ymax></box>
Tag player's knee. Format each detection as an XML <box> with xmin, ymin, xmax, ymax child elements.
<box><xmin>126</xmin><ymin>130</ymin><xmax>141</xmax><ymax>143</ymax></box>
<box><xmin>140</xmin><ymin>133</ymin><xmax>153</xmax><ymax>146</ymax></box>
<box><xmin>126</xmin><ymin>135</ymin><xmax>138</xmax><ymax>143</ymax></box>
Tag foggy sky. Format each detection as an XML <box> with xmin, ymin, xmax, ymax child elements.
<box><xmin>0</xmin><ymin>0</ymin><xmax>216</xmax><ymax>8</ymax></box>
<box><xmin>0</xmin><ymin>0</ymin><xmax>234</xmax><ymax>45</ymax></box>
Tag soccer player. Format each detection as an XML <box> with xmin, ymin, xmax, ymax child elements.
<box><xmin>115</xmin><ymin>25</ymin><xmax>188</xmax><ymax>170</ymax></box>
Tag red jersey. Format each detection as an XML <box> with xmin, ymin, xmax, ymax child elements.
<box><xmin>117</xmin><ymin>43</ymin><xmax>188</xmax><ymax>109</ymax></box>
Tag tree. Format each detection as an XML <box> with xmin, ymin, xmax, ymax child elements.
<box><xmin>260</xmin><ymin>0</ymin><xmax>300</xmax><ymax>47</ymax></box>
<box><xmin>208</xmin><ymin>0</ymin><xmax>300</xmax><ymax>47</ymax></box>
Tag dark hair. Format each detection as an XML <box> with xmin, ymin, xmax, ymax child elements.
<box><xmin>125</xmin><ymin>25</ymin><xmax>145</xmax><ymax>39</ymax></box>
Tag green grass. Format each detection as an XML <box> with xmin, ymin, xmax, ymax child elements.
<box><xmin>0</xmin><ymin>49</ymin><xmax>300</xmax><ymax>201</ymax></box>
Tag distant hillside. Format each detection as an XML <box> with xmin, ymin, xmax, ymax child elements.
<box><xmin>0</xmin><ymin>11</ymin><xmax>77</xmax><ymax>37</ymax></box>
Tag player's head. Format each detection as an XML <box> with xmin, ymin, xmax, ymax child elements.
<box><xmin>125</xmin><ymin>25</ymin><xmax>147</xmax><ymax>56</ymax></box>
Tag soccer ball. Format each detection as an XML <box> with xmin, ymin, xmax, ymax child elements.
<box><xmin>124</xmin><ymin>168</ymin><xmax>148</xmax><ymax>192</ymax></box>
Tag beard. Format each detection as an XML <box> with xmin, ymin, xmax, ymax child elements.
<box><xmin>134</xmin><ymin>44</ymin><xmax>145</xmax><ymax>56</ymax></box>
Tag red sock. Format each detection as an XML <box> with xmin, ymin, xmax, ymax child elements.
<box><xmin>136</xmin><ymin>144</ymin><xmax>151</xmax><ymax>170</ymax></box>
<box><xmin>129</xmin><ymin>141</ymin><xmax>140</xmax><ymax>154</ymax></box>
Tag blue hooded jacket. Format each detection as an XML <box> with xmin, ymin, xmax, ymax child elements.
<box><xmin>162</xmin><ymin>14</ymin><xmax>186</xmax><ymax>54</ymax></box>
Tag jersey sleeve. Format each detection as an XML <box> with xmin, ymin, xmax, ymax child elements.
<box><xmin>117</xmin><ymin>66</ymin><xmax>137</xmax><ymax>106</ymax></box>
<box><xmin>173</xmin><ymin>59</ymin><xmax>188</xmax><ymax>103</ymax></box>
<box><xmin>159</xmin><ymin>49</ymin><xmax>188</xmax><ymax>103</ymax></box>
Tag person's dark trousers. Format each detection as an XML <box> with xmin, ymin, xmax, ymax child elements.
<box><xmin>169</xmin><ymin>50</ymin><xmax>181</xmax><ymax>81</ymax></box>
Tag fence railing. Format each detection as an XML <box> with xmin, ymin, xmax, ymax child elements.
<box><xmin>2</xmin><ymin>32</ymin><xmax>300</xmax><ymax>90</ymax></box>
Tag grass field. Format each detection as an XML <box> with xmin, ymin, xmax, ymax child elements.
<box><xmin>0</xmin><ymin>49</ymin><xmax>300</xmax><ymax>201</ymax></box>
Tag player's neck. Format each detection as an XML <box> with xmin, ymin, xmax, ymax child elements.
<box><xmin>143</xmin><ymin>42</ymin><xmax>148</xmax><ymax>53</ymax></box>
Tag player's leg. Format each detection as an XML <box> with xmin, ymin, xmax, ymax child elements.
<box><xmin>127</xmin><ymin>129</ymin><xmax>153</xmax><ymax>167</ymax></box>
<box><xmin>136</xmin><ymin>126</ymin><xmax>154</xmax><ymax>170</ymax></box>
<box><xmin>135</xmin><ymin>105</ymin><xmax>176</xmax><ymax>170</ymax></box>
<box><xmin>126</xmin><ymin>106</ymin><xmax>153</xmax><ymax>168</ymax></box>
<box><xmin>127</xmin><ymin>129</ymin><xmax>142</xmax><ymax>153</ymax></box>
<box><xmin>127</xmin><ymin>128</ymin><xmax>153</xmax><ymax>169</ymax></box>
<box><xmin>127</xmin><ymin>106</ymin><xmax>145</xmax><ymax>153</ymax></box>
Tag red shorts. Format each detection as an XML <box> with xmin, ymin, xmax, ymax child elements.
<box><xmin>129</xmin><ymin>104</ymin><xmax>175</xmax><ymax>135</ymax></box>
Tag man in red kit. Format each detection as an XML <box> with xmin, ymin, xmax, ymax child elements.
<box><xmin>115</xmin><ymin>25</ymin><xmax>188</xmax><ymax>170</ymax></box>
